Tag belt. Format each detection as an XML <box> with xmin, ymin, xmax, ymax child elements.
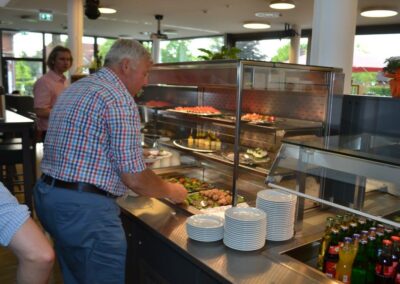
<box><xmin>41</xmin><ymin>174</ymin><xmax>117</xmax><ymax>198</ymax></box>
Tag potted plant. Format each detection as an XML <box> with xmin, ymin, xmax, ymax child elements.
<box><xmin>198</xmin><ymin>46</ymin><xmax>241</xmax><ymax>60</ymax></box>
<box><xmin>383</xmin><ymin>56</ymin><xmax>400</xmax><ymax>98</ymax></box>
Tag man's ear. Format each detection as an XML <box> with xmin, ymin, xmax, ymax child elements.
<box><xmin>121</xmin><ymin>58</ymin><xmax>131</xmax><ymax>74</ymax></box>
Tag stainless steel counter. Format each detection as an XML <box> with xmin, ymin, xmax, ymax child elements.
<box><xmin>118</xmin><ymin>195</ymin><xmax>339</xmax><ymax>284</ymax></box>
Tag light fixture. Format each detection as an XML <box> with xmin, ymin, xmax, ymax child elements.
<box><xmin>99</xmin><ymin>7</ymin><xmax>117</xmax><ymax>14</ymax></box>
<box><xmin>243</xmin><ymin>22</ymin><xmax>271</xmax><ymax>30</ymax></box>
<box><xmin>360</xmin><ymin>8</ymin><xmax>398</xmax><ymax>18</ymax></box>
<box><xmin>269</xmin><ymin>0</ymin><xmax>295</xmax><ymax>10</ymax></box>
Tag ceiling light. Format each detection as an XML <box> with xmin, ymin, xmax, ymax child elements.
<box><xmin>98</xmin><ymin>7</ymin><xmax>116</xmax><ymax>14</ymax></box>
<box><xmin>243</xmin><ymin>22</ymin><xmax>271</xmax><ymax>29</ymax></box>
<box><xmin>360</xmin><ymin>8</ymin><xmax>398</xmax><ymax>18</ymax></box>
<box><xmin>269</xmin><ymin>0</ymin><xmax>295</xmax><ymax>10</ymax></box>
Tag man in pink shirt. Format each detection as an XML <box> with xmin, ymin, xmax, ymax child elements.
<box><xmin>33</xmin><ymin>46</ymin><xmax>73</xmax><ymax>141</ymax></box>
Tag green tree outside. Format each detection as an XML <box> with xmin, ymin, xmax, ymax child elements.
<box><xmin>161</xmin><ymin>40</ymin><xmax>197</xmax><ymax>63</ymax></box>
<box><xmin>271</xmin><ymin>43</ymin><xmax>308</xmax><ymax>62</ymax></box>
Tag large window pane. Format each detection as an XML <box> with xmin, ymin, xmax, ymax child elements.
<box><xmin>160</xmin><ymin>36</ymin><xmax>223</xmax><ymax>63</ymax></box>
<box><xmin>5</xmin><ymin>59</ymin><xmax>43</xmax><ymax>96</ymax></box>
<box><xmin>352</xmin><ymin>34</ymin><xmax>400</xmax><ymax>96</ymax></box>
<box><xmin>236</xmin><ymin>38</ymin><xmax>308</xmax><ymax>63</ymax></box>
<box><xmin>2</xmin><ymin>31</ymin><xmax>43</xmax><ymax>58</ymax></box>
<box><xmin>97</xmin><ymin>37</ymin><xmax>116</xmax><ymax>65</ymax></box>
<box><xmin>45</xmin><ymin>33</ymin><xmax>68</xmax><ymax>59</ymax></box>
<box><xmin>83</xmin><ymin>36</ymin><xmax>95</xmax><ymax>69</ymax></box>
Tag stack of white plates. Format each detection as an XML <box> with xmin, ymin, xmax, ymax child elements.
<box><xmin>186</xmin><ymin>214</ymin><xmax>224</xmax><ymax>242</ymax></box>
<box><xmin>223</xmin><ymin>207</ymin><xmax>266</xmax><ymax>251</ymax></box>
<box><xmin>256</xmin><ymin>189</ymin><xmax>297</xmax><ymax>241</ymax></box>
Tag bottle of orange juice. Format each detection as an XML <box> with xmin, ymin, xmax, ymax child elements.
<box><xmin>336</xmin><ymin>237</ymin><xmax>357</xmax><ymax>283</ymax></box>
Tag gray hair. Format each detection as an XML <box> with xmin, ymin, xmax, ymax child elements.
<box><xmin>104</xmin><ymin>39</ymin><xmax>152</xmax><ymax>68</ymax></box>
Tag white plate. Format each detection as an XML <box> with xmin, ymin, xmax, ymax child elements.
<box><xmin>225</xmin><ymin>207</ymin><xmax>266</xmax><ymax>222</ymax></box>
<box><xmin>144</xmin><ymin>150</ymin><xmax>172</xmax><ymax>163</ymax></box>
<box><xmin>186</xmin><ymin>214</ymin><xmax>224</xmax><ymax>229</ymax></box>
<box><xmin>257</xmin><ymin>189</ymin><xmax>297</xmax><ymax>203</ymax></box>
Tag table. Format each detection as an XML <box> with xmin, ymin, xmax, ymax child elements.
<box><xmin>0</xmin><ymin>110</ymin><xmax>36</xmax><ymax>211</ymax></box>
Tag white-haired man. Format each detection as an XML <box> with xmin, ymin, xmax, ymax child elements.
<box><xmin>34</xmin><ymin>39</ymin><xmax>187</xmax><ymax>284</ymax></box>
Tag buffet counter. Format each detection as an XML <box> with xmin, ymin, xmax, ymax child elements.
<box><xmin>118</xmin><ymin>195</ymin><xmax>339</xmax><ymax>284</ymax></box>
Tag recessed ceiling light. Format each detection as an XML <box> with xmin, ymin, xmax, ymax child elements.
<box><xmin>360</xmin><ymin>8</ymin><xmax>398</xmax><ymax>18</ymax></box>
<box><xmin>269</xmin><ymin>0</ymin><xmax>295</xmax><ymax>10</ymax></box>
<box><xmin>99</xmin><ymin>7</ymin><xmax>117</xmax><ymax>14</ymax></box>
<box><xmin>243</xmin><ymin>22</ymin><xmax>271</xmax><ymax>29</ymax></box>
<box><xmin>255</xmin><ymin>11</ymin><xmax>281</xmax><ymax>18</ymax></box>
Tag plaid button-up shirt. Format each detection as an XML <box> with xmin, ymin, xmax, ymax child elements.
<box><xmin>41</xmin><ymin>67</ymin><xmax>145</xmax><ymax>196</ymax></box>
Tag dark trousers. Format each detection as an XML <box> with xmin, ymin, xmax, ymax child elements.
<box><xmin>33</xmin><ymin>179</ymin><xmax>127</xmax><ymax>284</ymax></box>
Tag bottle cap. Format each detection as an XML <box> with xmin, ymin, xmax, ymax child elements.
<box><xmin>382</xmin><ymin>239</ymin><xmax>392</xmax><ymax>246</ymax></box>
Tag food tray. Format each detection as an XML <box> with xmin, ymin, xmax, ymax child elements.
<box><xmin>173</xmin><ymin>139</ymin><xmax>221</xmax><ymax>153</ymax></box>
<box><xmin>221</xmin><ymin>151</ymin><xmax>270</xmax><ymax>165</ymax></box>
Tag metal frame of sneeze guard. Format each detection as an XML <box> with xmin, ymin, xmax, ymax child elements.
<box><xmin>266</xmin><ymin>143</ymin><xmax>400</xmax><ymax>229</ymax></box>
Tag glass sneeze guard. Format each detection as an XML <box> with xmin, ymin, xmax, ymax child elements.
<box><xmin>266</xmin><ymin>134</ymin><xmax>400</xmax><ymax>228</ymax></box>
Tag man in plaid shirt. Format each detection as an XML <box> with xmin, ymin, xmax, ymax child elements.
<box><xmin>33</xmin><ymin>39</ymin><xmax>187</xmax><ymax>284</ymax></box>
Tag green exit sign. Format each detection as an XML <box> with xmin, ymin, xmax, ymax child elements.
<box><xmin>38</xmin><ymin>11</ymin><xmax>53</xmax><ymax>22</ymax></box>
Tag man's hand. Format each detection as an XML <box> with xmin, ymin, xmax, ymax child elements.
<box><xmin>166</xmin><ymin>182</ymin><xmax>188</xmax><ymax>204</ymax></box>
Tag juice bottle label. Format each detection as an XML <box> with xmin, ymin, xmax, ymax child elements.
<box><xmin>341</xmin><ymin>274</ymin><xmax>350</xmax><ymax>283</ymax></box>
<box><xmin>375</xmin><ymin>264</ymin><xmax>394</xmax><ymax>277</ymax></box>
<box><xmin>325</xmin><ymin>261</ymin><xmax>337</xmax><ymax>278</ymax></box>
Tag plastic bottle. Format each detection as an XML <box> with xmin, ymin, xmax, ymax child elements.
<box><xmin>351</xmin><ymin>240</ymin><xmax>368</xmax><ymax>284</ymax></box>
<box><xmin>375</xmin><ymin>239</ymin><xmax>394</xmax><ymax>284</ymax></box>
<box><xmin>324</xmin><ymin>228</ymin><xmax>340</xmax><ymax>279</ymax></box>
<box><xmin>336</xmin><ymin>237</ymin><xmax>355</xmax><ymax>283</ymax></box>
<box><xmin>317</xmin><ymin>217</ymin><xmax>335</xmax><ymax>271</ymax></box>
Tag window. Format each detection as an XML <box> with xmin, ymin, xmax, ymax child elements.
<box><xmin>236</xmin><ymin>38</ymin><xmax>308</xmax><ymax>63</ymax></box>
<box><xmin>97</xmin><ymin>37</ymin><xmax>116</xmax><ymax>65</ymax></box>
<box><xmin>4</xmin><ymin>59</ymin><xmax>43</xmax><ymax>95</ymax></box>
<box><xmin>2</xmin><ymin>31</ymin><xmax>43</xmax><ymax>58</ymax></box>
<box><xmin>160</xmin><ymin>36</ymin><xmax>224</xmax><ymax>63</ymax></box>
<box><xmin>45</xmin><ymin>33</ymin><xmax>68</xmax><ymax>58</ymax></box>
<box><xmin>351</xmin><ymin>34</ymin><xmax>400</xmax><ymax>96</ymax></box>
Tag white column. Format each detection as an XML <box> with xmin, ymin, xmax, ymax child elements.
<box><xmin>67</xmin><ymin>0</ymin><xmax>84</xmax><ymax>75</ymax></box>
<box><xmin>152</xmin><ymin>39</ymin><xmax>161</xmax><ymax>63</ymax></box>
<box><xmin>310</xmin><ymin>0</ymin><xmax>358</xmax><ymax>94</ymax></box>
<box><xmin>289</xmin><ymin>24</ymin><xmax>301</xmax><ymax>64</ymax></box>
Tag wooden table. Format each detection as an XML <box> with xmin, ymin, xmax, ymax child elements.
<box><xmin>0</xmin><ymin>110</ymin><xmax>36</xmax><ymax>211</ymax></box>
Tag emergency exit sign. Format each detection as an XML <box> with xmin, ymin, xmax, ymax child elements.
<box><xmin>38</xmin><ymin>10</ymin><xmax>53</xmax><ymax>22</ymax></box>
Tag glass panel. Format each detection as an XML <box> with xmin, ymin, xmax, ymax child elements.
<box><xmin>160</xmin><ymin>36</ymin><xmax>224</xmax><ymax>63</ymax></box>
<box><xmin>267</xmin><ymin>134</ymin><xmax>400</xmax><ymax>228</ymax></box>
<box><xmin>83</xmin><ymin>36</ymin><xmax>95</xmax><ymax>69</ymax></box>
<box><xmin>352</xmin><ymin>34</ymin><xmax>400</xmax><ymax>96</ymax></box>
<box><xmin>236</xmin><ymin>38</ymin><xmax>308</xmax><ymax>63</ymax></box>
<box><xmin>2</xmin><ymin>31</ymin><xmax>43</xmax><ymax>58</ymax></box>
<box><xmin>97</xmin><ymin>37</ymin><xmax>116</xmax><ymax>65</ymax></box>
<box><xmin>44</xmin><ymin>33</ymin><xmax>68</xmax><ymax>58</ymax></box>
<box><xmin>5</xmin><ymin>59</ymin><xmax>43</xmax><ymax>96</ymax></box>
<box><xmin>141</xmin><ymin>41</ymin><xmax>152</xmax><ymax>53</ymax></box>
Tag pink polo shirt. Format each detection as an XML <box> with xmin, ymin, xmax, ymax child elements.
<box><xmin>33</xmin><ymin>70</ymin><xmax>69</xmax><ymax>131</ymax></box>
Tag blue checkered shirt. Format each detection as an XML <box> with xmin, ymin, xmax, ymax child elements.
<box><xmin>41</xmin><ymin>67</ymin><xmax>146</xmax><ymax>196</ymax></box>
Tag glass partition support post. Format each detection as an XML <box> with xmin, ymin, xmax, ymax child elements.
<box><xmin>353</xmin><ymin>176</ymin><xmax>366</xmax><ymax>210</ymax></box>
<box><xmin>324</xmin><ymin>71</ymin><xmax>336</xmax><ymax>137</ymax></box>
<box><xmin>231</xmin><ymin>61</ymin><xmax>244</xmax><ymax>206</ymax></box>
<box><xmin>295</xmin><ymin>146</ymin><xmax>312</xmax><ymax>221</ymax></box>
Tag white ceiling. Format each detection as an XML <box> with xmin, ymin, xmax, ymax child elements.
<box><xmin>0</xmin><ymin>0</ymin><xmax>399</xmax><ymax>39</ymax></box>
